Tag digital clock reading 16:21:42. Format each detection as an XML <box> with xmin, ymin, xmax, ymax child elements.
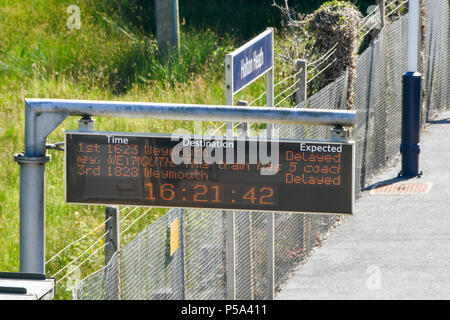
<box><xmin>144</xmin><ymin>182</ymin><xmax>275</xmax><ymax>206</ymax></box>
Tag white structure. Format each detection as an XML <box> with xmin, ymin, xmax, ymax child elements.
<box><xmin>0</xmin><ymin>273</ymin><xmax>55</xmax><ymax>300</ymax></box>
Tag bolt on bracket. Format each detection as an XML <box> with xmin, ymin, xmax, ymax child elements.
<box><xmin>330</xmin><ymin>125</ymin><xmax>350</xmax><ymax>142</ymax></box>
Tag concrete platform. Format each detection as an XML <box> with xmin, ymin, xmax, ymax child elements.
<box><xmin>277</xmin><ymin>111</ymin><xmax>450</xmax><ymax>300</ymax></box>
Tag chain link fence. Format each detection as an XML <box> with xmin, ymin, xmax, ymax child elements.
<box><xmin>73</xmin><ymin>0</ymin><xmax>449</xmax><ymax>300</ymax></box>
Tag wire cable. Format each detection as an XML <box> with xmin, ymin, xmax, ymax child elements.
<box><xmin>359</xmin><ymin>24</ymin><xmax>378</xmax><ymax>39</ymax></box>
<box><xmin>120</xmin><ymin>208</ymin><xmax>152</xmax><ymax>236</ymax></box>
<box><xmin>51</xmin><ymin>231</ymin><xmax>108</xmax><ymax>278</ymax></box>
<box><xmin>386</xmin><ymin>0</ymin><xmax>409</xmax><ymax>18</ymax></box>
<box><xmin>55</xmin><ymin>243</ymin><xmax>108</xmax><ymax>285</ymax></box>
<box><xmin>274</xmin><ymin>87</ymin><xmax>299</xmax><ymax>107</ymax></box>
<box><xmin>358</xmin><ymin>4</ymin><xmax>380</xmax><ymax>30</ymax></box>
<box><xmin>308</xmin><ymin>43</ymin><xmax>338</xmax><ymax>67</ymax></box>
<box><xmin>274</xmin><ymin>78</ymin><xmax>300</xmax><ymax>101</ymax></box>
<box><xmin>119</xmin><ymin>207</ymin><xmax>139</xmax><ymax>224</ymax></box>
<box><xmin>210</xmin><ymin>122</ymin><xmax>227</xmax><ymax>136</ymax></box>
<box><xmin>45</xmin><ymin>217</ymin><xmax>111</xmax><ymax>265</ymax></box>
<box><xmin>233</xmin><ymin>122</ymin><xmax>242</xmax><ymax>130</ymax></box>
<box><xmin>248</xmin><ymin>91</ymin><xmax>267</xmax><ymax>106</ymax></box>
<box><xmin>307</xmin><ymin>58</ymin><xmax>337</xmax><ymax>84</ymax></box>
<box><xmin>273</xmin><ymin>68</ymin><xmax>303</xmax><ymax>89</ymax></box>
<box><xmin>385</xmin><ymin>0</ymin><xmax>400</xmax><ymax>10</ymax></box>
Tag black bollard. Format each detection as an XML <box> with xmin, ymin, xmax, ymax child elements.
<box><xmin>400</xmin><ymin>71</ymin><xmax>422</xmax><ymax>177</ymax></box>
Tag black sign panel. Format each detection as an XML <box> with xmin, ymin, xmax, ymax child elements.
<box><xmin>65</xmin><ymin>131</ymin><xmax>354</xmax><ymax>214</ymax></box>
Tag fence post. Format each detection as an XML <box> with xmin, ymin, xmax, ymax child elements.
<box><xmin>295</xmin><ymin>59</ymin><xmax>307</xmax><ymax>105</ymax></box>
<box><xmin>374</xmin><ymin>0</ymin><xmax>385</xmax><ymax>38</ymax></box>
<box><xmin>105</xmin><ymin>206</ymin><xmax>120</xmax><ymax>265</ymax></box>
<box><xmin>377</xmin><ymin>0</ymin><xmax>386</xmax><ymax>29</ymax></box>
<box><xmin>377</xmin><ymin>0</ymin><xmax>385</xmax><ymax>29</ymax></box>
<box><xmin>155</xmin><ymin>0</ymin><xmax>180</xmax><ymax>58</ymax></box>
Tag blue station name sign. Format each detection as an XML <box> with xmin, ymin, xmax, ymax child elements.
<box><xmin>230</xmin><ymin>29</ymin><xmax>273</xmax><ymax>93</ymax></box>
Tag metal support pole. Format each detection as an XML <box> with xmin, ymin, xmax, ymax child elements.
<box><xmin>14</xmin><ymin>105</ymin><xmax>68</xmax><ymax>273</ymax></box>
<box><xmin>295</xmin><ymin>59</ymin><xmax>307</xmax><ymax>105</ymax></box>
<box><xmin>401</xmin><ymin>0</ymin><xmax>422</xmax><ymax>177</ymax></box>
<box><xmin>225</xmin><ymin>54</ymin><xmax>234</xmax><ymax>136</ymax></box>
<box><xmin>224</xmin><ymin>53</ymin><xmax>236</xmax><ymax>300</ymax></box>
<box><xmin>225</xmin><ymin>210</ymin><xmax>236</xmax><ymax>299</ymax></box>
<box><xmin>266</xmin><ymin>46</ymin><xmax>275</xmax><ymax>300</ymax></box>
<box><xmin>14</xmin><ymin>154</ymin><xmax>50</xmax><ymax>273</ymax></box>
<box><xmin>235</xmin><ymin>100</ymin><xmax>254</xmax><ymax>300</ymax></box>
<box><xmin>407</xmin><ymin>0</ymin><xmax>420</xmax><ymax>73</ymax></box>
<box><xmin>105</xmin><ymin>206</ymin><xmax>120</xmax><ymax>266</ymax></box>
<box><xmin>266</xmin><ymin>209</ymin><xmax>275</xmax><ymax>300</ymax></box>
<box><xmin>155</xmin><ymin>0</ymin><xmax>180</xmax><ymax>58</ymax></box>
<box><xmin>266</xmin><ymin>28</ymin><xmax>275</xmax><ymax>111</ymax></box>
<box><xmin>225</xmin><ymin>97</ymin><xmax>236</xmax><ymax>301</ymax></box>
<box><xmin>330</xmin><ymin>125</ymin><xmax>355</xmax><ymax>216</ymax></box>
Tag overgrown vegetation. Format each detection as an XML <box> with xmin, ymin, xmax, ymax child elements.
<box><xmin>303</xmin><ymin>1</ymin><xmax>361</xmax><ymax>105</ymax></box>
<box><xmin>274</xmin><ymin>0</ymin><xmax>363</xmax><ymax>107</ymax></box>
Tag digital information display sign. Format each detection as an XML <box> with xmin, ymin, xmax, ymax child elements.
<box><xmin>65</xmin><ymin>131</ymin><xmax>355</xmax><ymax>215</ymax></box>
